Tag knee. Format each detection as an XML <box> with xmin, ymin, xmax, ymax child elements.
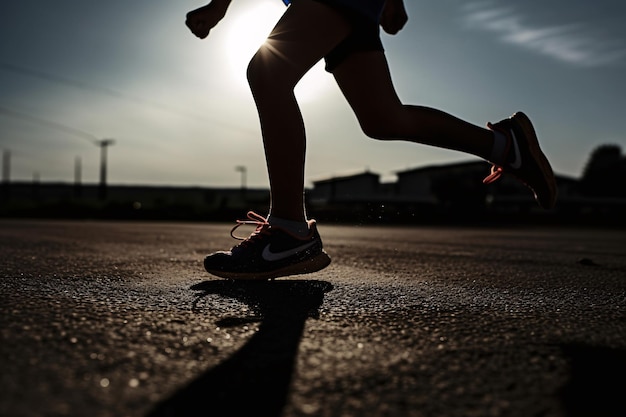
<box><xmin>358</xmin><ymin>116</ymin><xmax>397</xmax><ymax>140</ymax></box>
<box><xmin>246</xmin><ymin>52</ymin><xmax>268</xmax><ymax>94</ymax></box>
<box><xmin>361</xmin><ymin>124</ymin><xmax>386</xmax><ymax>140</ymax></box>
<box><xmin>246</xmin><ymin>47</ymin><xmax>296</xmax><ymax>96</ymax></box>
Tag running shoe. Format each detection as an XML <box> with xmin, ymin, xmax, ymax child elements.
<box><xmin>203</xmin><ymin>211</ymin><xmax>331</xmax><ymax>280</ymax></box>
<box><xmin>483</xmin><ymin>112</ymin><xmax>558</xmax><ymax>209</ymax></box>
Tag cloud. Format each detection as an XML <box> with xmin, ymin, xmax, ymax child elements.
<box><xmin>460</xmin><ymin>2</ymin><xmax>626</xmax><ymax>67</ymax></box>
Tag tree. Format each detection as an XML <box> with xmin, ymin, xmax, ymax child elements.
<box><xmin>580</xmin><ymin>145</ymin><xmax>625</xmax><ymax>197</ymax></box>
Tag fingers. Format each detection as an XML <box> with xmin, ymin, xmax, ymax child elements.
<box><xmin>383</xmin><ymin>22</ymin><xmax>405</xmax><ymax>35</ymax></box>
<box><xmin>381</xmin><ymin>14</ymin><xmax>407</xmax><ymax>35</ymax></box>
<box><xmin>185</xmin><ymin>18</ymin><xmax>210</xmax><ymax>39</ymax></box>
<box><xmin>380</xmin><ymin>0</ymin><xmax>408</xmax><ymax>35</ymax></box>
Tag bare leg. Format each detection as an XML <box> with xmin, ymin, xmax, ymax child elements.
<box><xmin>247</xmin><ymin>1</ymin><xmax>351</xmax><ymax>222</ymax></box>
<box><xmin>332</xmin><ymin>51</ymin><xmax>495</xmax><ymax>159</ymax></box>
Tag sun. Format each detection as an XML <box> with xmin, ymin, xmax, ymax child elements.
<box><xmin>222</xmin><ymin>2</ymin><xmax>333</xmax><ymax>103</ymax></box>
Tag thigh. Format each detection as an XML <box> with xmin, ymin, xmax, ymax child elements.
<box><xmin>332</xmin><ymin>50</ymin><xmax>403</xmax><ymax>119</ymax></box>
<box><xmin>254</xmin><ymin>0</ymin><xmax>352</xmax><ymax>86</ymax></box>
<box><xmin>323</xmin><ymin>11</ymin><xmax>383</xmax><ymax>72</ymax></box>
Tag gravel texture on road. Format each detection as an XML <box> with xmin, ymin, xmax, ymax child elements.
<box><xmin>1</xmin><ymin>220</ymin><xmax>625</xmax><ymax>417</ymax></box>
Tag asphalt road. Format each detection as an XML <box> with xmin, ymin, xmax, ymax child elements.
<box><xmin>1</xmin><ymin>219</ymin><xmax>625</xmax><ymax>417</ymax></box>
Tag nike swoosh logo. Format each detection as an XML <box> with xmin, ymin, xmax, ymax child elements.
<box><xmin>262</xmin><ymin>240</ymin><xmax>317</xmax><ymax>262</ymax></box>
<box><xmin>509</xmin><ymin>129</ymin><xmax>522</xmax><ymax>169</ymax></box>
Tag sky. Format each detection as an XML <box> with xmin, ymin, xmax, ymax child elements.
<box><xmin>1</xmin><ymin>0</ymin><xmax>625</xmax><ymax>188</ymax></box>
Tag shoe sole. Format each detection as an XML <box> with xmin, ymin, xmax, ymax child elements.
<box><xmin>206</xmin><ymin>251</ymin><xmax>332</xmax><ymax>281</ymax></box>
<box><xmin>512</xmin><ymin>112</ymin><xmax>558</xmax><ymax>209</ymax></box>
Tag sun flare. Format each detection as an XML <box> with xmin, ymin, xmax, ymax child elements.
<box><xmin>223</xmin><ymin>2</ymin><xmax>332</xmax><ymax>103</ymax></box>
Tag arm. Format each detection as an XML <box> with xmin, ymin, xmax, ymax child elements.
<box><xmin>380</xmin><ymin>0</ymin><xmax>408</xmax><ymax>35</ymax></box>
<box><xmin>186</xmin><ymin>0</ymin><xmax>232</xmax><ymax>40</ymax></box>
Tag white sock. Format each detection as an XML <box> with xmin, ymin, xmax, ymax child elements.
<box><xmin>267</xmin><ymin>216</ymin><xmax>310</xmax><ymax>237</ymax></box>
<box><xmin>490</xmin><ymin>130</ymin><xmax>509</xmax><ymax>166</ymax></box>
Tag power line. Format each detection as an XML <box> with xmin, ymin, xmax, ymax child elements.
<box><xmin>0</xmin><ymin>61</ymin><xmax>260</xmax><ymax>137</ymax></box>
<box><xmin>0</xmin><ymin>106</ymin><xmax>98</xmax><ymax>145</ymax></box>
<box><xmin>0</xmin><ymin>61</ymin><xmax>202</xmax><ymax>121</ymax></box>
<box><xmin>0</xmin><ymin>106</ymin><xmax>115</xmax><ymax>198</ymax></box>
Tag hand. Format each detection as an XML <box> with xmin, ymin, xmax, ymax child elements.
<box><xmin>380</xmin><ymin>0</ymin><xmax>408</xmax><ymax>35</ymax></box>
<box><xmin>185</xmin><ymin>1</ymin><xmax>229</xmax><ymax>39</ymax></box>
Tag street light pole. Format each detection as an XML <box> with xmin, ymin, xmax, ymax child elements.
<box><xmin>235</xmin><ymin>165</ymin><xmax>247</xmax><ymax>201</ymax></box>
<box><xmin>235</xmin><ymin>165</ymin><xmax>247</xmax><ymax>190</ymax></box>
<box><xmin>2</xmin><ymin>149</ymin><xmax>10</xmax><ymax>184</ymax></box>
<box><xmin>96</xmin><ymin>139</ymin><xmax>115</xmax><ymax>200</ymax></box>
<box><xmin>1</xmin><ymin>149</ymin><xmax>10</xmax><ymax>199</ymax></box>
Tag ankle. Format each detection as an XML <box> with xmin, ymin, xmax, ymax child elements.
<box><xmin>488</xmin><ymin>127</ymin><xmax>510</xmax><ymax>166</ymax></box>
<box><xmin>267</xmin><ymin>215</ymin><xmax>310</xmax><ymax>237</ymax></box>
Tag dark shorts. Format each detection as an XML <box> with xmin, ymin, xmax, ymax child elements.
<box><xmin>313</xmin><ymin>0</ymin><xmax>385</xmax><ymax>72</ymax></box>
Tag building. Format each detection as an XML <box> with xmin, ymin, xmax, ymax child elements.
<box><xmin>308</xmin><ymin>160</ymin><xmax>589</xmax><ymax>223</ymax></box>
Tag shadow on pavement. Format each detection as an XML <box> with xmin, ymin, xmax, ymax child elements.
<box><xmin>146</xmin><ymin>279</ymin><xmax>333</xmax><ymax>417</ymax></box>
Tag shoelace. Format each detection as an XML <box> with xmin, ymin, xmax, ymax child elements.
<box><xmin>230</xmin><ymin>211</ymin><xmax>271</xmax><ymax>245</ymax></box>
<box><xmin>482</xmin><ymin>165</ymin><xmax>503</xmax><ymax>184</ymax></box>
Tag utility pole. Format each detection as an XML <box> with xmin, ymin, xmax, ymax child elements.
<box><xmin>235</xmin><ymin>165</ymin><xmax>247</xmax><ymax>200</ymax></box>
<box><xmin>32</xmin><ymin>171</ymin><xmax>40</xmax><ymax>200</ymax></box>
<box><xmin>96</xmin><ymin>139</ymin><xmax>115</xmax><ymax>200</ymax></box>
<box><xmin>0</xmin><ymin>109</ymin><xmax>117</xmax><ymax>200</ymax></box>
<box><xmin>235</xmin><ymin>165</ymin><xmax>247</xmax><ymax>190</ymax></box>
<box><xmin>2</xmin><ymin>149</ymin><xmax>9</xmax><ymax>184</ymax></box>
<box><xmin>1</xmin><ymin>149</ymin><xmax>10</xmax><ymax>200</ymax></box>
<box><xmin>74</xmin><ymin>156</ymin><xmax>82</xmax><ymax>198</ymax></box>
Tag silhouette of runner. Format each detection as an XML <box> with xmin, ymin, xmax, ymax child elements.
<box><xmin>185</xmin><ymin>0</ymin><xmax>557</xmax><ymax>280</ymax></box>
